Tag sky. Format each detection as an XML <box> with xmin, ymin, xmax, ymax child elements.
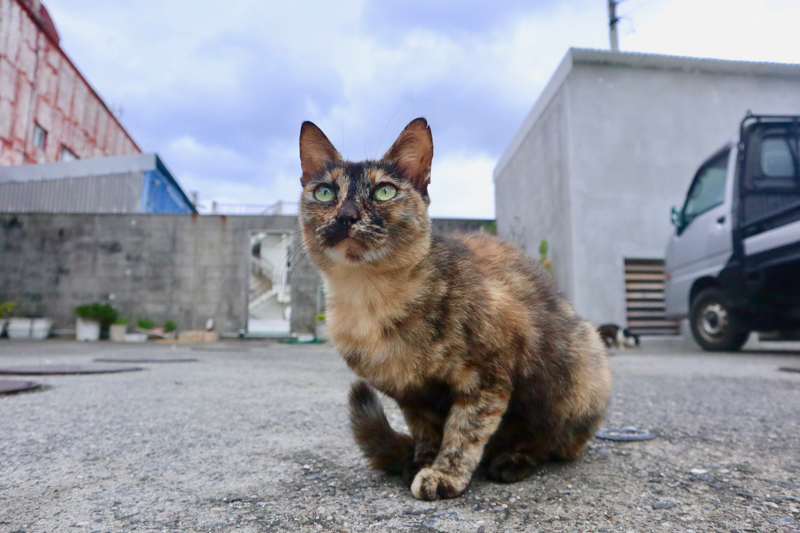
<box><xmin>45</xmin><ymin>0</ymin><xmax>800</xmax><ymax>218</ymax></box>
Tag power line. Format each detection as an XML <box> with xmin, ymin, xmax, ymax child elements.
<box><xmin>622</xmin><ymin>0</ymin><xmax>663</xmax><ymax>17</ymax></box>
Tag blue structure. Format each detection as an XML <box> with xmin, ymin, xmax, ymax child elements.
<box><xmin>0</xmin><ymin>153</ymin><xmax>197</xmax><ymax>214</ymax></box>
<box><xmin>140</xmin><ymin>157</ymin><xmax>196</xmax><ymax>214</ymax></box>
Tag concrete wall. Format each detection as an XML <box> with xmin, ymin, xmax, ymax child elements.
<box><xmin>430</xmin><ymin>218</ymin><xmax>493</xmax><ymax>235</ymax></box>
<box><xmin>566</xmin><ymin>60</ymin><xmax>800</xmax><ymax>325</ymax></box>
<box><xmin>494</xmin><ymin>87</ymin><xmax>574</xmax><ymax>299</ymax></box>
<box><xmin>0</xmin><ymin>213</ymin><xmax>303</xmax><ymax>334</ymax></box>
<box><xmin>0</xmin><ymin>213</ymin><xmax>494</xmax><ymax>336</ymax></box>
<box><xmin>495</xmin><ymin>48</ymin><xmax>800</xmax><ymax>326</ymax></box>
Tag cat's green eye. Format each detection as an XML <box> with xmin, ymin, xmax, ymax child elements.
<box><xmin>374</xmin><ymin>184</ymin><xmax>397</xmax><ymax>201</ymax></box>
<box><xmin>314</xmin><ymin>185</ymin><xmax>335</xmax><ymax>202</ymax></box>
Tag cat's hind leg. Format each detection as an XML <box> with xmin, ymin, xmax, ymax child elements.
<box><xmin>482</xmin><ymin>420</ymin><xmax>555</xmax><ymax>483</ymax></box>
<box><xmin>552</xmin><ymin>412</ymin><xmax>605</xmax><ymax>461</ymax></box>
<box><xmin>486</xmin><ymin>451</ymin><xmax>542</xmax><ymax>483</ymax></box>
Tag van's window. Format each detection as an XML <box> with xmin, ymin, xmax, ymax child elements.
<box><xmin>683</xmin><ymin>150</ymin><xmax>729</xmax><ymax>227</ymax></box>
<box><xmin>760</xmin><ymin>136</ymin><xmax>798</xmax><ymax>179</ymax></box>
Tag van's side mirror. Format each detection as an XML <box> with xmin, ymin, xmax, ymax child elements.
<box><xmin>670</xmin><ymin>206</ymin><xmax>683</xmax><ymax>228</ymax></box>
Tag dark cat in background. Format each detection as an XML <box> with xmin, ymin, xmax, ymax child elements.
<box><xmin>598</xmin><ymin>323</ymin><xmax>640</xmax><ymax>348</ymax></box>
<box><xmin>297</xmin><ymin>118</ymin><xmax>612</xmax><ymax>500</ymax></box>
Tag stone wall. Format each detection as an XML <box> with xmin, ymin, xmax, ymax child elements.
<box><xmin>0</xmin><ymin>213</ymin><xmax>300</xmax><ymax>334</ymax></box>
<box><xmin>0</xmin><ymin>213</ymin><xmax>493</xmax><ymax>336</ymax></box>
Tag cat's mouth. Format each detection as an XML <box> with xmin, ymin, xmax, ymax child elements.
<box><xmin>333</xmin><ymin>236</ymin><xmax>365</xmax><ymax>251</ymax></box>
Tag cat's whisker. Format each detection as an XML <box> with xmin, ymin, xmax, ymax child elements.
<box><xmin>375</xmin><ymin>104</ymin><xmax>404</xmax><ymax>159</ymax></box>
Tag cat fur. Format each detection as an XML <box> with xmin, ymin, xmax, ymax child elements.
<box><xmin>298</xmin><ymin>118</ymin><xmax>612</xmax><ymax>501</ymax></box>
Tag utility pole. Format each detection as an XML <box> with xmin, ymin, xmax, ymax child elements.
<box><xmin>608</xmin><ymin>0</ymin><xmax>620</xmax><ymax>52</ymax></box>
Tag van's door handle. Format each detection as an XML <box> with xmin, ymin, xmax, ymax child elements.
<box><xmin>717</xmin><ymin>216</ymin><xmax>726</xmax><ymax>224</ymax></box>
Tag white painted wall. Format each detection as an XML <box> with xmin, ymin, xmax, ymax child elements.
<box><xmin>496</xmin><ymin>48</ymin><xmax>800</xmax><ymax>326</ymax></box>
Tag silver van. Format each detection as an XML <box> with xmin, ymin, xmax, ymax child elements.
<box><xmin>665</xmin><ymin>113</ymin><xmax>800</xmax><ymax>351</ymax></box>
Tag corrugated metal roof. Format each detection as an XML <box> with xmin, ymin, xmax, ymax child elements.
<box><xmin>0</xmin><ymin>154</ymin><xmax>161</xmax><ymax>183</ymax></box>
<box><xmin>0</xmin><ymin>154</ymin><xmax>197</xmax><ymax>214</ymax></box>
<box><xmin>0</xmin><ymin>173</ymin><xmax>143</xmax><ymax>213</ymax></box>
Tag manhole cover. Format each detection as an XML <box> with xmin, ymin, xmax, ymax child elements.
<box><xmin>0</xmin><ymin>380</ymin><xmax>42</xmax><ymax>395</ymax></box>
<box><xmin>189</xmin><ymin>346</ymin><xmax>250</xmax><ymax>353</ymax></box>
<box><xmin>596</xmin><ymin>427</ymin><xmax>656</xmax><ymax>442</ymax></box>
<box><xmin>779</xmin><ymin>367</ymin><xmax>800</xmax><ymax>373</ymax></box>
<box><xmin>94</xmin><ymin>357</ymin><xmax>198</xmax><ymax>363</ymax></box>
<box><xmin>0</xmin><ymin>364</ymin><xmax>143</xmax><ymax>375</ymax></box>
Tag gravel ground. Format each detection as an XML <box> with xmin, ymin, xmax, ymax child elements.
<box><xmin>1</xmin><ymin>338</ymin><xmax>799</xmax><ymax>533</ymax></box>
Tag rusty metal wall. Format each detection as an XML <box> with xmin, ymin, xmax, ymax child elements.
<box><xmin>0</xmin><ymin>0</ymin><xmax>140</xmax><ymax>167</ymax></box>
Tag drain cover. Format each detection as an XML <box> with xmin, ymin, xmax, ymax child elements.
<box><xmin>0</xmin><ymin>380</ymin><xmax>42</xmax><ymax>395</ymax></box>
<box><xmin>94</xmin><ymin>356</ymin><xmax>198</xmax><ymax>363</ymax></box>
<box><xmin>779</xmin><ymin>367</ymin><xmax>800</xmax><ymax>373</ymax></box>
<box><xmin>0</xmin><ymin>364</ymin><xmax>143</xmax><ymax>375</ymax></box>
<box><xmin>596</xmin><ymin>427</ymin><xmax>656</xmax><ymax>442</ymax></box>
<box><xmin>190</xmin><ymin>346</ymin><xmax>250</xmax><ymax>353</ymax></box>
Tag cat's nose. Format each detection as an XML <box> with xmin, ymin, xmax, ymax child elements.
<box><xmin>336</xmin><ymin>199</ymin><xmax>361</xmax><ymax>224</ymax></box>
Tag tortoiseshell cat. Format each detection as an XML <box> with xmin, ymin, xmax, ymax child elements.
<box><xmin>298</xmin><ymin>118</ymin><xmax>612</xmax><ymax>501</ymax></box>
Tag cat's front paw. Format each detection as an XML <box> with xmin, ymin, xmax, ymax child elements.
<box><xmin>410</xmin><ymin>467</ymin><xmax>466</xmax><ymax>500</ymax></box>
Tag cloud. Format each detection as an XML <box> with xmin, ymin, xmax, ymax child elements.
<box><xmin>43</xmin><ymin>0</ymin><xmax>800</xmax><ymax>218</ymax></box>
<box><xmin>429</xmin><ymin>152</ymin><xmax>496</xmax><ymax>219</ymax></box>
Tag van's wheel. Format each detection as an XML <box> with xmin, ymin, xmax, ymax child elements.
<box><xmin>690</xmin><ymin>288</ymin><xmax>749</xmax><ymax>351</ymax></box>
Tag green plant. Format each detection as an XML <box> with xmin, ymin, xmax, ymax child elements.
<box><xmin>75</xmin><ymin>303</ymin><xmax>118</xmax><ymax>326</ymax></box>
<box><xmin>113</xmin><ymin>317</ymin><xmax>128</xmax><ymax>325</ymax></box>
<box><xmin>539</xmin><ymin>239</ymin><xmax>553</xmax><ymax>273</ymax></box>
<box><xmin>480</xmin><ymin>220</ymin><xmax>497</xmax><ymax>235</ymax></box>
<box><xmin>316</xmin><ymin>313</ymin><xmax>326</xmax><ymax>322</ymax></box>
<box><xmin>164</xmin><ymin>320</ymin><xmax>177</xmax><ymax>332</ymax></box>
<box><xmin>0</xmin><ymin>301</ymin><xmax>17</xmax><ymax>318</ymax></box>
<box><xmin>137</xmin><ymin>317</ymin><xmax>154</xmax><ymax>330</ymax></box>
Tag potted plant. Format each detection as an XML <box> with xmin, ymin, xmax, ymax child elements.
<box><xmin>110</xmin><ymin>318</ymin><xmax>128</xmax><ymax>342</ymax></box>
<box><xmin>163</xmin><ymin>320</ymin><xmax>178</xmax><ymax>339</ymax></box>
<box><xmin>5</xmin><ymin>303</ymin><xmax>52</xmax><ymax>340</ymax></box>
<box><xmin>75</xmin><ymin>303</ymin><xmax>117</xmax><ymax>342</ymax></box>
<box><xmin>315</xmin><ymin>313</ymin><xmax>329</xmax><ymax>341</ymax></box>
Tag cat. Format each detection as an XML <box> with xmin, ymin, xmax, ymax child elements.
<box><xmin>298</xmin><ymin>118</ymin><xmax>612</xmax><ymax>501</ymax></box>
<box><xmin>598</xmin><ymin>324</ymin><xmax>641</xmax><ymax>349</ymax></box>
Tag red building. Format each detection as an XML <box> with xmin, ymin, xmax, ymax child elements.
<box><xmin>0</xmin><ymin>0</ymin><xmax>140</xmax><ymax>167</ymax></box>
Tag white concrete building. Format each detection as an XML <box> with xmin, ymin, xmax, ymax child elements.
<box><xmin>494</xmin><ymin>48</ymin><xmax>800</xmax><ymax>335</ymax></box>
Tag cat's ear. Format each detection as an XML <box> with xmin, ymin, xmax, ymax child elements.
<box><xmin>381</xmin><ymin>118</ymin><xmax>433</xmax><ymax>192</ymax></box>
<box><xmin>299</xmin><ymin>121</ymin><xmax>342</xmax><ymax>186</ymax></box>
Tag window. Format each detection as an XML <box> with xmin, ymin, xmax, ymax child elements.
<box><xmin>32</xmin><ymin>124</ymin><xmax>47</xmax><ymax>150</ymax></box>
<box><xmin>760</xmin><ymin>135</ymin><xmax>799</xmax><ymax>179</ymax></box>
<box><xmin>60</xmin><ymin>145</ymin><xmax>78</xmax><ymax>162</ymax></box>
<box><xmin>683</xmin><ymin>150</ymin><xmax>729</xmax><ymax>227</ymax></box>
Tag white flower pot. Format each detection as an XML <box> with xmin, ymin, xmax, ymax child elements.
<box><xmin>7</xmin><ymin>318</ymin><xmax>52</xmax><ymax>340</ymax></box>
<box><xmin>31</xmin><ymin>318</ymin><xmax>52</xmax><ymax>340</ymax></box>
<box><xmin>76</xmin><ymin>317</ymin><xmax>101</xmax><ymax>342</ymax></box>
<box><xmin>109</xmin><ymin>324</ymin><xmax>127</xmax><ymax>342</ymax></box>
<box><xmin>315</xmin><ymin>322</ymin><xmax>330</xmax><ymax>341</ymax></box>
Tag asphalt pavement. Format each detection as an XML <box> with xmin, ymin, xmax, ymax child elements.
<box><xmin>0</xmin><ymin>337</ymin><xmax>798</xmax><ymax>532</ymax></box>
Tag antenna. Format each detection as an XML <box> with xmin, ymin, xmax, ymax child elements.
<box><xmin>608</xmin><ymin>0</ymin><xmax>620</xmax><ymax>52</ymax></box>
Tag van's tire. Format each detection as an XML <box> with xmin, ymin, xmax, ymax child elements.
<box><xmin>690</xmin><ymin>288</ymin><xmax>749</xmax><ymax>352</ymax></box>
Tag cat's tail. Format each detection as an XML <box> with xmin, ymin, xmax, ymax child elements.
<box><xmin>348</xmin><ymin>380</ymin><xmax>414</xmax><ymax>475</ymax></box>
